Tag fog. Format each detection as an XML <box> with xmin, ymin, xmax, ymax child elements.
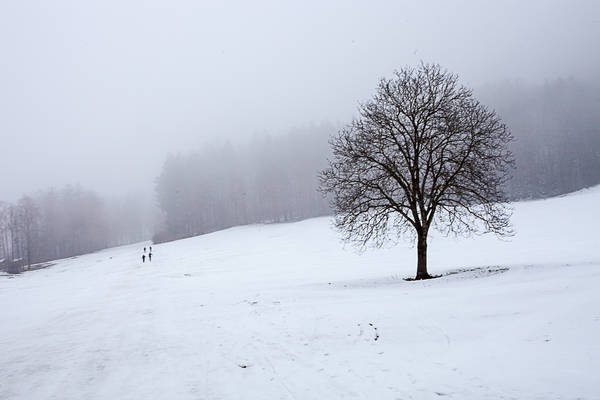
<box><xmin>1</xmin><ymin>0</ymin><xmax>599</xmax><ymax>201</ymax></box>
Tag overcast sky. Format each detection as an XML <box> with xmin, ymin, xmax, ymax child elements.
<box><xmin>1</xmin><ymin>0</ymin><xmax>599</xmax><ymax>201</ymax></box>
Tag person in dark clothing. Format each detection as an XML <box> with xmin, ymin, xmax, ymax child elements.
<box><xmin>142</xmin><ymin>254</ymin><xmax>146</xmax><ymax>263</ymax></box>
<box><xmin>144</xmin><ymin>247</ymin><xmax>146</xmax><ymax>253</ymax></box>
<box><xmin>149</xmin><ymin>246</ymin><xmax>152</xmax><ymax>252</ymax></box>
<box><xmin>148</xmin><ymin>252</ymin><xmax>152</xmax><ymax>262</ymax></box>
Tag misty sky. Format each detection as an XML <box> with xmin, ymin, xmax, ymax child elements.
<box><xmin>1</xmin><ymin>0</ymin><xmax>599</xmax><ymax>201</ymax></box>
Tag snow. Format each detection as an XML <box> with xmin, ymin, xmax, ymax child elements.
<box><xmin>1</xmin><ymin>188</ymin><xmax>599</xmax><ymax>399</ymax></box>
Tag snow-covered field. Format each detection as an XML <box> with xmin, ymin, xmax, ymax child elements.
<box><xmin>1</xmin><ymin>188</ymin><xmax>599</xmax><ymax>400</ymax></box>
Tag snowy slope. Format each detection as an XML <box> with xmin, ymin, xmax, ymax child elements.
<box><xmin>1</xmin><ymin>188</ymin><xmax>599</xmax><ymax>400</ymax></box>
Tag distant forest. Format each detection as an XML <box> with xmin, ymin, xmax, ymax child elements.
<box><xmin>2</xmin><ymin>78</ymin><xmax>599</xmax><ymax>268</ymax></box>
<box><xmin>153</xmin><ymin>125</ymin><xmax>332</xmax><ymax>243</ymax></box>
<box><xmin>0</xmin><ymin>186</ymin><xmax>155</xmax><ymax>273</ymax></box>
<box><xmin>479</xmin><ymin>78</ymin><xmax>600</xmax><ymax>199</ymax></box>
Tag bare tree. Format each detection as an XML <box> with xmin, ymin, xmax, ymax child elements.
<box><xmin>0</xmin><ymin>202</ymin><xmax>9</xmax><ymax>268</ymax></box>
<box><xmin>320</xmin><ymin>63</ymin><xmax>514</xmax><ymax>280</ymax></box>
<box><xmin>5</xmin><ymin>204</ymin><xmax>22</xmax><ymax>273</ymax></box>
<box><xmin>17</xmin><ymin>196</ymin><xmax>40</xmax><ymax>270</ymax></box>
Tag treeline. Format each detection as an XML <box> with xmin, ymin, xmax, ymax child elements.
<box><xmin>154</xmin><ymin>78</ymin><xmax>600</xmax><ymax>243</ymax></box>
<box><xmin>480</xmin><ymin>78</ymin><xmax>600</xmax><ymax>199</ymax></box>
<box><xmin>4</xmin><ymin>79</ymin><xmax>598</xmax><ymax>257</ymax></box>
<box><xmin>0</xmin><ymin>185</ymin><xmax>155</xmax><ymax>273</ymax></box>
<box><xmin>153</xmin><ymin>124</ymin><xmax>333</xmax><ymax>243</ymax></box>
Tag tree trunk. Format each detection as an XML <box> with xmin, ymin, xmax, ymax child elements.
<box><xmin>415</xmin><ymin>233</ymin><xmax>431</xmax><ymax>280</ymax></box>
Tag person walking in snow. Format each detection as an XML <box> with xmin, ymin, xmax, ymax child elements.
<box><xmin>149</xmin><ymin>246</ymin><xmax>152</xmax><ymax>252</ymax></box>
<box><xmin>148</xmin><ymin>252</ymin><xmax>152</xmax><ymax>262</ymax></box>
<box><xmin>144</xmin><ymin>247</ymin><xmax>146</xmax><ymax>253</ymax></box>
<box><xmin>142</xmin><ymin>254</ymin><xmax>146</xmax><ymax>263</ymax></box>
